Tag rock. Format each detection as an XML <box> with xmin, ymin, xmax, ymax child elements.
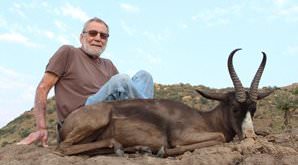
<box><xmin>243</xmin><ymin>154</ymin><xmax>275</xmax><ymax>165</ymax></box>
<box><xmin>182</xmin><ymin>96</ymin><xmax>192</xmax><ymax>102</ymax></box>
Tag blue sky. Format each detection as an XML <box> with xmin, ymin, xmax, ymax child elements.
<box><xmin>0</xmin><ymin>0</ymin><xmax>297</xmax><ymax>127</ymax></box>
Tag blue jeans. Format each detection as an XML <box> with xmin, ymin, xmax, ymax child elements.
<box><xmin>85</xmin><ymin>70</ymin><xmax>154</xmax><ymax>105</ymax></box>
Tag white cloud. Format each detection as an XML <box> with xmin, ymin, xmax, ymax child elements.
<box><xmin>22</xmin><ymin>25</ymin><xmax>56</xmax><ymax>42</ymax></box>
<box><xmin>0</xmin><ymin>66</ymin><xmax>37</xmax><ymax>127</ymax></box>
<box><xmin>0</xmin><ymin>66</ymin><xmax>34</xmax><ymax>90</ymax></box>
<box><xmin>69</xmin><ymin>33</ymin><xmax>80</xmax><ymax>46</ymax></box>
<box><xmin>272</xmin><ymin>5</ymin><xmax>298</xmax><ymax>22</ymax></box>
<box><xmin>13</xmin><ymin>1</ymin><xmax>37</xmax><ymax>9</ymax></box>
<box><xmin>273</xmin><ymin>0</ymin><xmax>288</xmax><ymax>6</ymax></box>
<box><xmin>20</xmin><ymin>23</ymin><xmax>76</xmax><ymax>45</ymax></box>
<box><xmin>121</xmin><ymin>20</ymin><xmax>136</xmax><ymax>36</ymax></box>
<box><xmin>13</xmin><ymin>2</ymin><xmax>21</xmax><ymax>8</ymax></box>
<box><xmin>192</xmin><ymin>5</ymin><xmax>242</xmax><ymax>26</ymax></box>
<box><xmin>120</xmin><ymin>3</ymin><xmax>140</xmax><ymax>13</ymax></box>
<box><xmin>10</xmin><ymin>2</ymin><xmax>27</xmax><ymax>18</ymax></box>
<box><xmin>142</xmin><ymin>30</ymin><xmax>171</xmax><ymax>44</ymax></box>
<box><xmin>41</xmin><ymin>1</ymin><xmax>49</xmax><ymax>8</ymax></box>
<box><xmin>57</xmin><ymin>35</ymin><xmax>70</xmax><ymax>45</ymax></box>
<box><xmin>0</xmin><ymin>66</ymin><xmax>20</xmax><ymax>80</ymax></box>
<box><xmin>274</xmin><ymin>5</ymin><xmax>298</xmax><ymax>16</ymax></box>
<box><xmin>60</xmin><ymin>3</ymin><xmax>89</xmax><ymax>22</ymax></box>
<box><xmin>44</xmin><ymin>31</ymin><xmax>55</xmax><ymax>39</ymax></box>
<box><xmin>274</xmin><ymin>5</ymin><xmax>298</xmax><ymax>15</ymax></box>
<box><xmin>0</xmin><ymin>32</ymin><xmax>39</xmax><ymax>47</ymax></box>
<box><xmin>0</xmin><ymin>66</ymin><xmax>36</xmax><ymax>101</ymax></box>
<box><xmin>54</xmin><ymin>20</ymin><xmax>68</xmax><ymax>31</ymax></box>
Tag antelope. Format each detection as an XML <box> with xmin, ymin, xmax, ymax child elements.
<box><xmin>57</xmin><ymin>48</ymin><xmax>272</xmax><ymax>156</ymax></box>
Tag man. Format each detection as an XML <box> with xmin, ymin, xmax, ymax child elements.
<box><xmin>17</xmin><ymin>17</ymin><xmax>154</xmax><ymax>147</ymax></box>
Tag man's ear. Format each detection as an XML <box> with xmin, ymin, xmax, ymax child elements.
<box><xmin>79</xmin><ymin>34</ymin><xmax>83</xmax><ymax>44</ymax></box>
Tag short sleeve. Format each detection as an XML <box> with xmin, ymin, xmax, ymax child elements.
<box><xmin>45</xmin><ymin>45</ymin><xmax>71</xmax><ymax>77</ymax></box>
<box><xmin>102</xmin><ymin>58</ymin><xmax>119</xmax><ymax>77</ymax></box>
<box><xmin>108</xmin><ymin>60</ymin><xmax>119</xmax><ymax>76</ymax></box>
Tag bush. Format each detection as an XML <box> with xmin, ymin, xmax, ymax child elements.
<box><xmin>275</xmin><ymin>90</ymin><xmax>298</xmax><ymax>128</ymax></box>
<box><xmin>292</xmin><ymin>88</ymin><xmax>298</xmax><ymax>95</ymax></box>
<box><xmin>0</xmin><ymin>125</ymin><xmax>17</xmax><ymax>136</ymax></box>
<box><xmin>19</xmin><ymin>128</ymin><xmax>31</xmax><ymax>138</ymax></box>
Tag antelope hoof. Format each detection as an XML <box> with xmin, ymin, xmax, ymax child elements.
<box><xmin>157</xmin><ymin>146</ymin><xmax>165</xmax><ymax>158</ymax></box>
<box><xmin>140</xmin><ymin>146</ymin><xmax>152</xmax><ymax>154</ymax></box>
<box><xmin>115</xmin><ymin>148</ymin><xmax>125</xmax><ymax>157</ymax></box>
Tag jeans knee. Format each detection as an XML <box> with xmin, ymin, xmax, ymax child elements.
<box><xmin>110</xmin><ymin>73</ymin><xmax>131</xmax><ymax>87</ymax></box>
<box><xmin>134</xmin><ymin>70</ymin><xmax>153</xmax><ymax>81</ymax></box>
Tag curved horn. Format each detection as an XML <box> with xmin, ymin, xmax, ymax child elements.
<box><xmin>228</xmin><ymin>48</ymin><xmax>246</xmax><ymax>102</ymax></box>
<box><xmin>195</xmin><ymin>89</ymin><xmax>226</xmax><ymax>101</ymax></box>
<box><xmin>249</xmin><ymin>52</ymin><xmax>267</xmax><ymax>101</ymax></box>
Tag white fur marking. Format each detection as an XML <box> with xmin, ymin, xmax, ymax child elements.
<box><xmin>241</xmin><ymin>111</ymin><xmax>256</xmax><ymax>138</ymax></box>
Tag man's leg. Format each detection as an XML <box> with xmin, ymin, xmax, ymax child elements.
<box><xmin>85</xmin><ymin>70</ymin><xmax>154</xmax><ymax>105</ymax></box>
<box><xmin>131</xmin><ymin>70</ymin><xmax>154</xmax><ymax>99</ymax></box>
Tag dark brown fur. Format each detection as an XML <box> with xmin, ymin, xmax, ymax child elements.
<box><xmin>58</xmin><ymin>90</ymin><xmax>271</xmax><ymax>156</ymax></box>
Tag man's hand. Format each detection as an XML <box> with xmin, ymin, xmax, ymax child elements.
<box><xmin>17</xmin><ymin>129</ymin><xmax>48</xmax><ymax>147</ymax></box>
<box><xmin>17</xmin><ymin>72</ymin><xmax>58</xmax><ymax>148</ymax></box>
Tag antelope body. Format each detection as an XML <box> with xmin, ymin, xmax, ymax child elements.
<box><xmin>57</xmin><ymin>49</ymin><xmax>272</xmax><ymax>156</ymax></box>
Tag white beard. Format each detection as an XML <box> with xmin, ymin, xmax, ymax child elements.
<box><xmin>81</xmin><ymin>40</ymin><xmax>106</xmax><ymax>57</ymax></box>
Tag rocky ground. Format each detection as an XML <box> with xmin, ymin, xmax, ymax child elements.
<box><xmin>0</xmin><ymin>131</ymin><xmax>297</xmax><ymax>165</ymax></box>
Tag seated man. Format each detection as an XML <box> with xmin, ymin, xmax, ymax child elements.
<box><xmin>17</xmin><ymin>17</ymin><xmax>154</xmax><ymax>147</ymax></box>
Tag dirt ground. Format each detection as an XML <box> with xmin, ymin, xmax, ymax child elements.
<box><xmin>0</xmin><ymin>131</ymin><xmax>297</xmax><ymax>165</ymax></box>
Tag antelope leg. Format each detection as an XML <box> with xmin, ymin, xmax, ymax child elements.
<box><xmin>58</xmin><ymin>138</ymin><xmax>121</xmax><ymax>155</ymax></box>
<box><xmin>166</xmin><ymin>140</ymin><xmax>222</xmax><ymax>156</ymax></box>
<box><xmin>166</xmin><ymin>132</ymin><xmax>225</xmax><ymax>156</ymax></box>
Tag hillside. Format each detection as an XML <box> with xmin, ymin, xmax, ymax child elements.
<box><xmin>0</xmin><ymin>83</ymin><xmax>297</xmax><ymax>164</ymax></box>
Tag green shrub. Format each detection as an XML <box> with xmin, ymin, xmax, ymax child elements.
<box><xmin>292</xmin><ymin>88</ymin><xmax>298</xmax><ymax>95</ymax></box>
<box><xmin>0</xmin><ymin>125</ymin><xmax>17</xmax><ymax>136</ymax></box>
<box><xmin>19</xmin><ymin>128</ymin><xmax>31</xmax><ymax>138</ymax></box>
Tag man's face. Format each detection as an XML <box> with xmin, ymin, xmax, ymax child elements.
<box><xmin>80</xmin><ymin>21</ymin><xmax>109</xmax><ymax>57</ymax></box>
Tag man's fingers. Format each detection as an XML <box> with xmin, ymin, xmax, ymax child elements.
<box><xmin>42</xmin><ymin>133</ymin><xmax>49</xmax><ymax>147</ymax></box>
<box><xmin>16</xmin><ymin>130</ymin><xmax>49</xmax><ymax>147</ymax></box>
<box><xmin>16</xmin><ymin>132</ymin><xmax>40</xmax><ymax>145</ymax></box>
<box><xmin>42</xmin><ymin>142</ymin><xmax>49</xmax><ymax>148</ymax></box>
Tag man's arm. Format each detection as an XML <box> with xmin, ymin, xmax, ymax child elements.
<box><xmin>17</xmin><ymin>72</ymin><xmax>58</xmax><ymax>147</ymax></box>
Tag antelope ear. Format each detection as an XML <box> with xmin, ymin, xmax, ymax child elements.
<box><xmin>257</xmin><ymin>90</ymin><xmax>274</xmax><ymax>100</ymax></box>
<box><xmin>195</xmin><ymin>89</ymin><xmax>226</xmax><ymax>101</ymax></box>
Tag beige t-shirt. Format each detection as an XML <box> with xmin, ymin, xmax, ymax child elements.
<box><xmin>46</xmin><ymin>45</ymin><xmax>118</xmax><ymax>121</ymax></box>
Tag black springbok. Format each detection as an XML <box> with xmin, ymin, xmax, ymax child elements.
<box><xmin>57</xmin><ymin>48</ymin><xmax>272</xmax><ymax>156</ymax></box>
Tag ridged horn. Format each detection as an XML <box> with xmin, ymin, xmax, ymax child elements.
<box><xmin>249</xmin><ymin>52</ymin><xmax>267</xmax><ymax>101</ymax></box>
<box><xmin>228</xmin><ymin>48</ymin><xmax>246</xmax><ymax>102</ymax></box>
<box><xmin>195</xmin><ymin>90</ymin><xmax>226</xmax><ymax>101</ymax></box>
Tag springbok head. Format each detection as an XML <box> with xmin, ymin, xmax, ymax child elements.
<box><xmin>227</xmin><ymin>48</ymin><xmax>273</xmax><ymax>139</ymax></box>
<box><xmin>197</xmin><ymin>48</ymin><xmax>273</xmax><ymax>140</ymax></box>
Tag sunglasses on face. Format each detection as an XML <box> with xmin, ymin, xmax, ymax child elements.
<box><xmin>83</xmin><ymin>30</ymin><xmax>109</xmax><ymax>39</ymax></box>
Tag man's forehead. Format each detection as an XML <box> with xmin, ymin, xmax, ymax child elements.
<box><xmin>86</xmin><ymin>22</ymin><xmax>108</xmax><ymax>31</ymax></box>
